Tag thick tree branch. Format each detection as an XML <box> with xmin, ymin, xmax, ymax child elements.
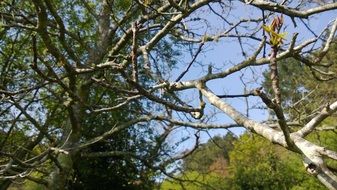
<box><xmin>253</xmin><ymin>89</ymin><xmax>297</xmax><ymax>151</ymax></box>
<box><xmin>248</xmin><ymin>1</ymin><xmax>337</xmax><ymax>18</ymax></box>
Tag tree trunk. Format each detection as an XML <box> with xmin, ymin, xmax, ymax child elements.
<box><xmin>0</xmin><ymin>180</ymin><xmax>11</xmax><ymax>190</ymax></box>
<box><xmin>47</xmin><ymin>153</ymin><xmax>74</xmax><ymax>190</ymax></box>
<box><xmin>47</xmin><ymin>118</ymin><xmax>81</xmax><ymax>190</ymax></box>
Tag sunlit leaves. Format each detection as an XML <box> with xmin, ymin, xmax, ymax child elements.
<box><xmin>262</xmin><ymin>25</ymin><xmax>287</xmax><ymax>46</ymax></box>
<box><xmin>262</xmin><ymin>15</ymin><xmax>287</xmax><ymax>47</ymax></box>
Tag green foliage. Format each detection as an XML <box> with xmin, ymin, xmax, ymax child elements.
<box><xmin>162</xmin><ymin>133</ymin><xmax>327</xmax><ymax>190</ymax></box>
<box><xmin>262</xmin><ymin>58</ymin><xmax>308</xmax><ymax>113</ymax></box>
<box><xmin>228</xmin><ymin>133</ymin><xmax>325</xmax><ymax>190</ymax></box>
<box><xmin>22</xmin><ymin>177</ymin><xmax>45</xmax><ymax>190</ymax></box>
<box><xmin>160</xmin><ymin>171</ymin><xmax>230</xmax><ymax>190</ymax></box>
<box><xmin>65</xmin><ymin>79</ymin><xmax>156</xmax><ymax>189</ymax></box>
<box><xmin>114</xmin><ymin>0</ymin><xmax>132</xmax><ymax>10</ymax></box>
<box><xmin>183</xmin><ymin>133</ymin><xmax>236</xmax><ymax>173</ymax></box>
<box><xmin>306</xmin><ymin>130</ymin><xmax>337</xmax><ymax>172</ymax></box>
<box><xmin>160</xmin><ymin>134</ymin><xmax>235</xmax><ymax>190</ymax></box>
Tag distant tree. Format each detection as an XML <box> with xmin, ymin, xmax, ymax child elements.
<box><xmin>229</xmin><ymin>133</ymin><xmax>326</xmax><ymax>190</ymax></box>
<box><xmin>160</xmin><ymin>134</ymin><xmax>235</xmax><ymax>190</ymax></box>
<box><xmin>160</xmin><ymin>171</ymin><xmax>230</xmax><ymax>190</ymax></box>
<box><xmin>161</xmin><ymin>132</ymin><xmax>328</xmax><ymax>190</ymax></box>
<box><xmin>183</xmin><ymin>133</ymin><xmax>236</xmax><ymax>174</ymax></box>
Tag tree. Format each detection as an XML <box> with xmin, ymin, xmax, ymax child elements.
<box><xmin>161</xmin><ymin>132</ymin><xmax>326</xmax><ymax>190</ymax></box>
<box><xmin>159</xmin><ymin>134</ymin><xmax>235</xmax><ymax>189</ymax></box>
<box><xmin>160</xmin><ymin>171</ymin><xmax>230</xmax><ymax>190</ymax></box>
<box><xmin>229</xmin><ymin>133</ymin><xmax>326</xmax><ymax>190</ymax></box>
<box><xmin>1</xmin><ymin>0</ymin><xmax>337</xmax><ymax>189</ymax></box>
<box><xmin>0</xmin><ymin>0</ymin><xmax>173</xmax><ymax>189</ymax></box>
<box><xmin>183</xmin><ymin>133</ymin><xmax>235</xmax><ymax>174</ymax></box>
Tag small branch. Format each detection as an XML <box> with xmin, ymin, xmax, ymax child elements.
<box><xmin>172</xmin><ymin>18</ymin><xmax>263</xmax><ymax>43</ymax></box>
<box><xmin>140</xmin><ymin>46</ymin><xmax>151</xmax><ymax>71</ymax></box>
<box><xmin>217</xmin><ymin>91</ymin><xmax>256</xmax><ymax>98</ymax></box>
<box><xmin>143</xmin><ymin>0</ymin><xmax>213</xmax><ymax>51</ymax></box>
<box><xmin>316</xmin><ymin>126</ymin><xmax>337</xmax><ymax>131</ymax></box>
<box><xmin>249</xmin><ymin>1</ymin><xmax>337</xmax><ymax>18</ymax></box>
<box><xmin>253</xmin><ymin>89</ymin><xmax>298</xmax><ymax>151</ymax></box>
<box><xmin>75</xmin><ymin>61</ymin><xmax>123</xmax><ymax>74</ymax></box>
<box><xmin>8</xmin><ymin>97</ymin><xmax>53</xmax><ymax>141</ymax></box>
<box><xmin>32</xmin><ymin>0</ymin><xmax>74</xmax><ymax>73</ymax></box>
<box><xmin>191</xmin><ymin>90</ymin><xmax>206</xmax><ymax>119</ymax></box>
<box><xmin>268</xmin><ymin>122</ymin><xmax>302</xmax><ymax>129</ymax></box>
<box><xmin>168</xmin><ymin>0</ymin><xmax>185</xmax><ymax>12</ymax></box>
<box><xmin>167</xmin><ymin>133</ymin><xmax>200</xmax><ymax>161</ymax></box>
<box><xmin>175</xmin><ymin>41</ymin><xmax>204</xmax><ymax>82</ymax></box>
<box><xmin>295</xmin><ymin>101</ymin><xmax>337</xmax><ymax>137</ymax></box>
<box><xmin>270</xmin><ymin>46</ymin><xmax>282</xmax><ymax>105</ymax></box>
<box><xmin>319</xmin><ymin>148</ymin><xmax>337</xmax><ymax>161</ymax></box>
<box><xmin>310</xmin><ymin>67</ymin><xmax>336</xmax><ymax>81</ymax></box>
<box><xmin>81</xmin><ymin>150</ymin><xmax>137</xmax><ymax>158</ymax></box>
<box><xmin>92</xmin><ymin>95</ymin><xmax>142</xmax><ymax>113</ymax></box>
<box><xmin>314</xmin><ymin>18</ymin><xmax>337</xmax><ymax>63</ymax></box>
<box><xmin>74</xmin><ymin>116</ymin><xmax>154</xmax><ymax>150</ymax></box>
<box><xmin>170</xmin><ymin>37</ymin><xmax>266</xmax><ymax>91</ymax></box>
<box><xmin>50</xmin><ymin>147</ymin><xmax>69</xmax><ymax>155</ymax></box>
<box><xmin>154</xmin><ymin>115</ymin><xmax>241</xmax><ymax>129</ymax></box>
<box><xmin>131</xmin><ymin>22</ymin><xmax>139</xmax><ymax>82</ymax></box>
<box><xmin>121</xmin><ymin>71</ymin><xmax>201</xmax><ymax>113</ymax></box>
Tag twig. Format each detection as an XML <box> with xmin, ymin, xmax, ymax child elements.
<box><xmin>175</xmin><ymin>42</ymin><xmax>204</xmax><ymax>82</ymax></box>
<box><xmin>131</xmin><ymin>21</ymin><xmax>139</xmax><ymax>82</ymax></box>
